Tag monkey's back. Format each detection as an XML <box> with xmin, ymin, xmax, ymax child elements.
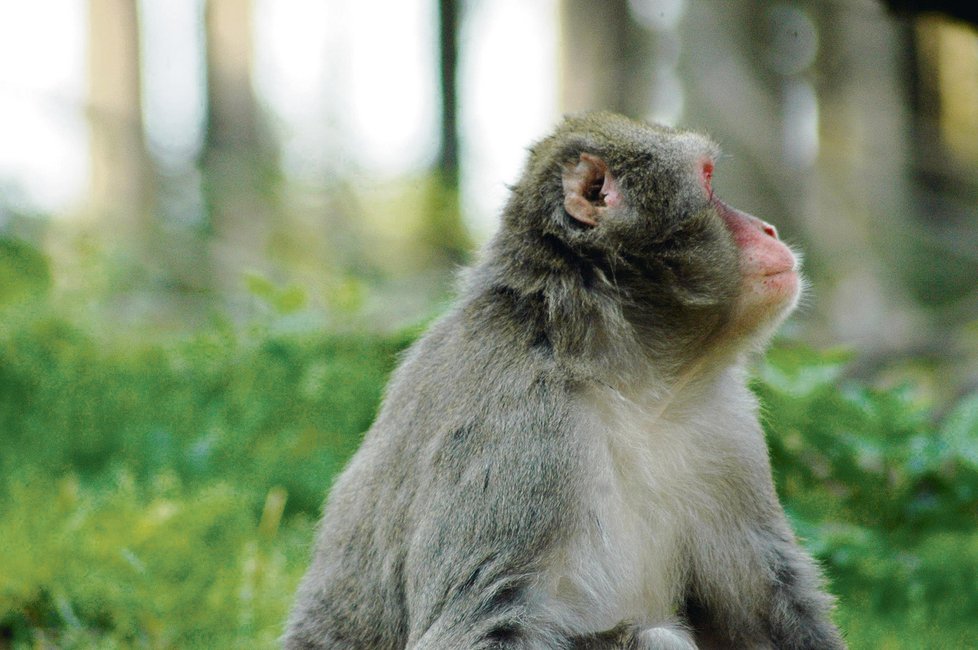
<box><xmin>285</xmin><ymin>295</ymin><xmax>590</xmax><ymax>649</ymax></box>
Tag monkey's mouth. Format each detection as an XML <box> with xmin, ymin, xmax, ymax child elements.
<box><xmin>744</xmin><ymin>259</ymin><xmax>796</xmax><ymax>280</ymax></box>
<box><xmin>755</xmin><ymin>268</ymin><xmax>800</xmax><ymax>301</ymax></box>
<box><xmin>753</xmin><ymin>249</ymin><xmax>799</xmax><ymax>279</ymax></box>
<box><xmin>762</xmin><ymin>266</ymin><xmax>796</xmax><ymax>278</ymax></box>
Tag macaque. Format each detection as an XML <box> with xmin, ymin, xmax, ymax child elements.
<box><xmin>285</xmin><ymin>112</ymin><xmax>845</xmax><ymax>649</ymax></box>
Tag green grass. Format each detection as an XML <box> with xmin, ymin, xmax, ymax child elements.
<box><xmin>1</xmin><ymin>305</ymin><xmax>976</xmax><ymax>647</ymax></box>
<box><xmin>0</xmin><ymin>307</ymin><xmax>412</xmax><ymax>648</ymax></box>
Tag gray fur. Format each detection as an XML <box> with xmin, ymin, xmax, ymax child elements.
<box><xmin>284</xmin><ymin>112</ymin><xmax>845</xmax><ymax>649</ymax></box>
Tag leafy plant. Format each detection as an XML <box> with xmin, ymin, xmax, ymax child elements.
<box><xmin>1</xmin><ymin>306</ymin><xmax>976</xmax><ymax>647</ymax></box>
<box><xmin>756</xmin><ymin>344</ymin><xmax>978</xmax><ymax>647</ymax></box>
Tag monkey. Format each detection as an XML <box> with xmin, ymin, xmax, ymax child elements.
<box><xmin>284</xmin><ymin>111</ymin><xmax>846</xmax><ymax>649</ymax></box>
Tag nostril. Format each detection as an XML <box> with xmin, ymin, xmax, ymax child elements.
<box><xmin>742</xmin><ymin>213</ymin><xmax>779</xmax><ymax>239</ymax></box>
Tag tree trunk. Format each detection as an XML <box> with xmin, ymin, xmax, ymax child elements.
<box><xmin>560</xmin><ymin>0</ymin><xmax>652</xmax><ymax>116</ymax></box>
<box><xmin>202</xmin><ymin>0</ymin><xmax>276</xmax><ymax>292</ymax></box>
<box><xmin>87</xmin><ymin>0</ymin><xmax>152</xmax><ymax>229</ymax></box>
<box><xmin>423</xmin><ymin>0</ymin><xmax>470</xmax><ymax>265</ymax></box>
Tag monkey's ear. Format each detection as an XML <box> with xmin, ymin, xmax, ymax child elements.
<box><xmin>561</xmin><ymin>153</ymin><xmax>622</xmax><ymax>227</ymax></box>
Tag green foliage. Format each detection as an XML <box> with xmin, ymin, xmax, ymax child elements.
<box><xmin>1</xmin><ymin>303</ymin><xmax>976</xmax><ymax>646</ymax></box>
<box><xmin>0</xmin><ymin>237</ymin><xmax>51</xmax><ymax>307</ymax></box>
<box><xmin>0</xmin><ymin>305</ymin><xmax>411</xmax><ymax>647</ymax></box>
<box><xmin>0</xmin><ymin>311</ymin><xmax>411</xmax><ymax>516</ymax></box>
<box><xmin>757</xmin><ymin>344</ymin><xmax>978</xmax><ymax>647</ymax></box>
<box><xmin>244</xmin><ymin>272</ymin><xmax>308</xmax><ymax>316</ymax></box>
<box><xmin>0</xmin><ymin>472</ymin><xmax>312</xmax><ymax>648</ymax></box>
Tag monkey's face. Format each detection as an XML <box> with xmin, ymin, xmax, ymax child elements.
<box><xmin>538</xmin><ymin>114</ymin><xmax>801</xmax><ymax>353</ymax></box>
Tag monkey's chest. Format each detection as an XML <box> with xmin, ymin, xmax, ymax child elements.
<box><xmin>546</xmin><ymin>410</ymin><xmax>732</xmax><ymax>632</ymax></box>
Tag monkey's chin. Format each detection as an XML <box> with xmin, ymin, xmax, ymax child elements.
<box><xmin>736</xmin><ymin>269</ymin><xmax>802</xmax><ymax>336</ymax></box>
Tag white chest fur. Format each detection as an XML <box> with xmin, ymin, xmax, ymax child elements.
<box><xmin>541</xmin><ymin>366</ymin><xmax>764</xmax><ymax>634</ymax></box>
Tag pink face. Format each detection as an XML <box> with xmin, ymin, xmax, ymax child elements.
<box><xmin>698</xmin><ymin>159</ymin><xmax>801</xmax><ymax>331</ymax></box>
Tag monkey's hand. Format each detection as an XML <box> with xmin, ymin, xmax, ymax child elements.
<box><xmin>570</xmin><ymin>622</ymin><xmax>697</xmax><ymax>650</ymax></box>
<box><xmin>636</xmin><ymin>625</ymin><xmax>697</xmax><ymax>650</ymax></box>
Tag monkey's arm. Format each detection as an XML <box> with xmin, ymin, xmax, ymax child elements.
<box><xmin>401</xmin><ymin>393</ymin><xmax>579</xmax><ymax>649</ymax></box>
<box><xmin>686</xmin><ymin>507</ymin><xmax>845</xmax><ymax>649</ymax></box>
<box><xmin>763</xmin><ymin>533</ymin><xmax>846</xmax><ymax>649</ymax></box>
<box><xmin>399</xmin><ymin>377</ymin><xmax>668</xmax><ymax>650</ymax></box>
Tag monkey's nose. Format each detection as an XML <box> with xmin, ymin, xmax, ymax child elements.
<box><xmin>760</xmin><ymin>221</ymin><xmax>778</xmax><ymax>239</ymax></box>
<box><xmin>746</xmin><ymin>214</ymin><xmax>778</xmax><ymax>239</ymax></box>
<box><xmin>715</xmin><ymin>200</ymin><xmax>779</xmax><ymax>240</ymax></box>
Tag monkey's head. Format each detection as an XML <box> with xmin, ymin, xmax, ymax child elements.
<box><xmin>494</xmin><ymin>112</ymin><xmax>800</xmax><ymax>364</ymax></box>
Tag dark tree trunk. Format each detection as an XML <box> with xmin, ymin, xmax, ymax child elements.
<box><xmin>439</xmin><ymin>0</ymin><xmax>459</xmax><ymax>185</ymax></box>
<box><xmin>423</xmin><ymin>0</ymin><xmax>470</xmax><ymax>265</ymax></box>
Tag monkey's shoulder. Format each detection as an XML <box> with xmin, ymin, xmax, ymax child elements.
<box><xmin>384</xmin><ymin>305</ymin><xmax>571</xmax><ymax>411</ymax></box>
<box><xmin>340</xmin><ymin>310</ymin><xmax>581</xmax><ymax>484</ymax></box>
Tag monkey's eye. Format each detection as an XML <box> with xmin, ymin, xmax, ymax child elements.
<box><xmin>700</xmin><ymin>160</ymin><xmax>715</xmax><ymax>200</ymax></box>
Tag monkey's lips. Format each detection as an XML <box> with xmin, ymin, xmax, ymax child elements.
<box><xmin>742</xmin><ymin>247</ymin><xmax>800</xmax><ymax>304</ymax></box>
<box><xmin>743</xmin><ymin>250</ymin><xmax>798</xmax><ymax>282</ymax></box>
<box><xmin>762</xmin><ymin>265</ymin><xmax>797</xmax><ymax>278</ymax></box>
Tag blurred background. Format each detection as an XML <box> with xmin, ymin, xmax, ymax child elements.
<box><xmin>1</xmin><ymin>0</ymin><xmax>977</xmax><ymax>647</ymax></box>
<box><xmin>2</xmin><ymin>0</ymin><xmax>976</xmax><ymax>400</ymax></box>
